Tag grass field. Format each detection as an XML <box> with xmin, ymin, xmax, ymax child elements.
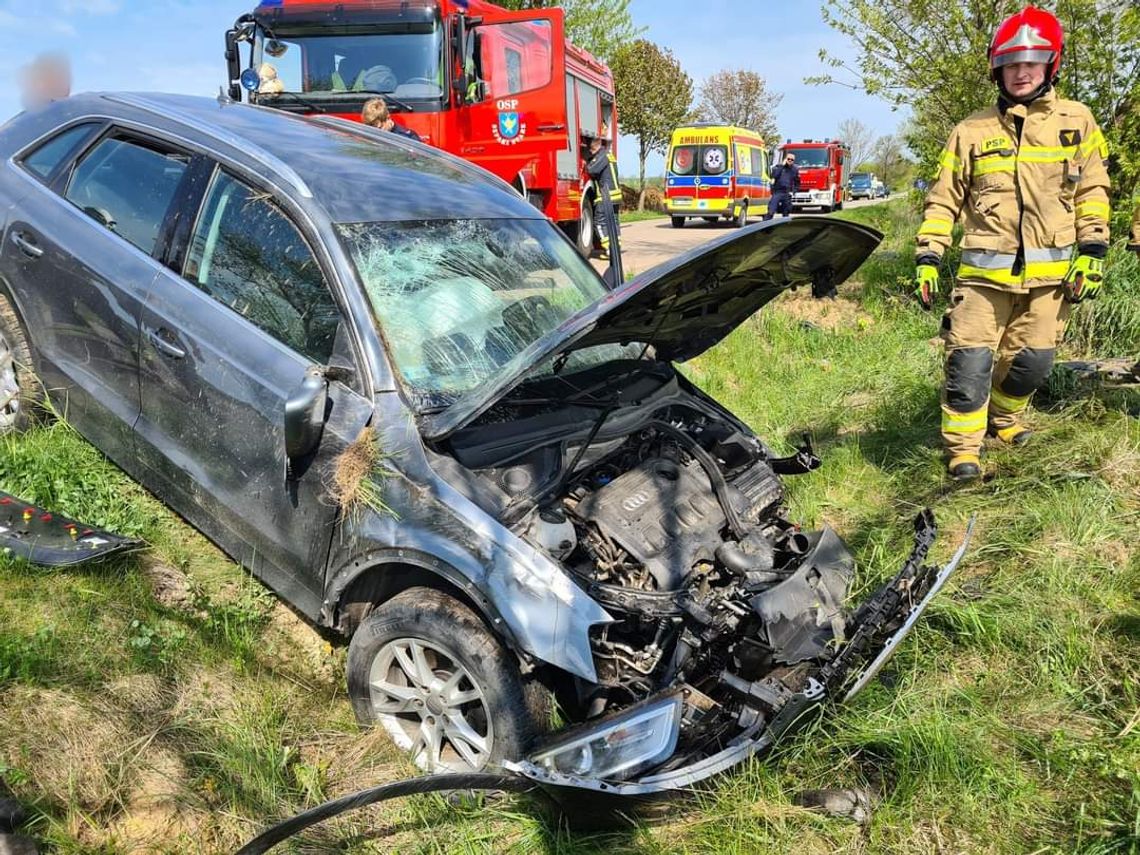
<box><xmin>1</xmin><ymin>199</ymin><xmax>1138</xmax><ymax>853</ymax></box>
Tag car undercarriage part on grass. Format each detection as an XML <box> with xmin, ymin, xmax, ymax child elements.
<box><xmin>236</xmin><ymin>773</ymin><xmax>535</xmax><ymax>855</ymax></box>
<box><xmin>0</xmin><ymin>491</ymin><xmax>143</xmax><ymax>565</ymax></box>
<box><xmin>1055</xmin><ymin>359</ymin><xmax>1140</xmax><ymax>386</ymax></box>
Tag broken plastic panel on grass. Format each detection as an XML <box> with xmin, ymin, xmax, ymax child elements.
<box><xmin>0</xmin><ymin>491</ymin><xmax>142</xmax><ymax>565</ymax></box>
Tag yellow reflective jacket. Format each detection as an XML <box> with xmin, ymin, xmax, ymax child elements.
<box><xmin>916</xmin><ymin>91</ymin><xmax>1110</xmax><ymax>291</ymax></box>
<box><xmin>1130</xmin><ymin>204</ymin><xmax>1140</xmax><ymax>251</ymax></box>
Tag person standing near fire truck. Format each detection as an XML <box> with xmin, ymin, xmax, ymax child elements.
<box><xmin>764</xmin><ymin>152</ymin><xmax>800</xmax><ymax>220</ymax></box>
<box><xmin>585</xmin><ymin>128</ymin><xmax>622</xmax><ymax>259</ymax></box>
<box><xmin>914</xmin><ymin>6</ymin><xmax>1110</xmax><ymax>481</ymax></box>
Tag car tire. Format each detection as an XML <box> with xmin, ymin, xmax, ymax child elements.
<box><xmin>0</xmin><ymin>291</ymin><xmax>41</xmax><ymax>435</ymax></box>
<box><xmin>671</xmin><ymin>216</ymin><xmax>685</xmax><ymax>229</ymax></box>
<box><xmin>820</xmin><ymin>204</ymin><xmax>832</xmax><ymax>214</ymax></box>
<box><xmin>347</xmin><ymin>587</ymin><xmax>545</xmax><ymax>773</ymax></box>
<box><xmin>733</xmin><ymin>203</ymin><xmax>747</xmax><ymax>228</ymax></box>
<box><xmin>576</xmin><ymin>202</ymin><xmax>595</xmax><ymax>257</ymax></box>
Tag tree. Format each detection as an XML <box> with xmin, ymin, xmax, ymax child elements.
<box><xmin>610</xmin><ymin>39</ymin><xmax>693</xmax><ymax>209</ymax></box>
<box><xmin>810</xmin><ymin>0</ymin><xmax>1140</xmax><ymax>205</ymax></box>
<box><xmin>871</xmin><ymin>133</ymin><xmax>909</xmax><ymax>187</ymax></box>
<box><xmin>494</xmin><ymin>0</ymin><xmax>644</xmax><ymax>63</ymax></box>
<box><xmin>693</xmin><ymin>69</ymin><xmax>782</xmax><ymax>141</ymax></box>
<box><xmin>837</xmin><ymin>117</ymin><xmax>874</xmax><ymax>176</ymax></box>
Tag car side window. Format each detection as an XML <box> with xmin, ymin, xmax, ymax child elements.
<box><xmin>20</xmin><ymin>122</ymin><xmax>100</xmax><ymax>181</ymax></box>
<box><xmin>184</xmin><ymin>170</ymin><xmax>339</xmax><ymax>363</ymax></box>
<box><xmin>64</xmin><ymin>136</ymin><xmax>188</xmax><ymax>255</ymax></box>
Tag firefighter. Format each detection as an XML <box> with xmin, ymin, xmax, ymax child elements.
<box><xmin>764</xmin><ymin>151</ymin><xmax>799</xmax><ymax>220</ymax></box>
<box><xmin>914</xmin><ymin>5</ymin><xmax>1110</xmax><ymax>481</ymax></box>
<box><xmin>585</xmin><ymin>129</ymin><xmax>622</xmax><ymax>259</ymax></box>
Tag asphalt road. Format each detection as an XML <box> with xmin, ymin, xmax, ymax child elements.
<box><xmin>597</xmin><ymin>195</ymin><xmax>900</xmax><ymax>276</ymax></box>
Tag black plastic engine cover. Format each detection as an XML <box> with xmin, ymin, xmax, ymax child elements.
<box><xmin>749</xmin><ymin>526</ymin><xmax>855</xmax><ymax>663</ymax></box>
<box><xmin>576</xmin><ymin>458</ymin><xmax>725</xmax><ymax>590</ymax></box>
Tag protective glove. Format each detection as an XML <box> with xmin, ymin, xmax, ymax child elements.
<box><xmin>914</xmin><ymin>263</ymin><xmax>940</xmax><ymax>311</ymax></box>
<box><xmin>1062</xmin><ymin>252</ymin><xmax>1105</xmax><ymax>303</ymax></box>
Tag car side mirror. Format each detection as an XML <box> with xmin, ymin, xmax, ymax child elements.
<box><xmin>284</xmin><ymin>366</ymin><xmax>329</xmax><ymax>467</ymax></box>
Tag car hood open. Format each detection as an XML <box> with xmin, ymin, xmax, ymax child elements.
<box><xmin>425</xmin><ymin>216</ymin><xmax>882</xmax><ymax>438</ymax></box>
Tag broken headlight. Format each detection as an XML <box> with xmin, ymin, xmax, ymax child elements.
<box><xmin>531</xmin><ymin>695</ymin><xmax>683</xmax><ymax>780</ymax></box>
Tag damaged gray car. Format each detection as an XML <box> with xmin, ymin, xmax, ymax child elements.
<box><xmin>0</xmin><ymin>94</ymin><xmax>970</xmax><ymax>795</ymax></box>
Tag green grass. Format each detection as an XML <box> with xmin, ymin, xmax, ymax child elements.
<box><xmin>1</xmin><ymin>200</ymin><xmax>1138</xmax><ymax>852</ymax></box>
<box><xmin>619</xmin><ymin>208</ymin><xmax>668</xmax><ymax>223</ymax></box>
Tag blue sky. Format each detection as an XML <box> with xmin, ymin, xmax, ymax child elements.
<box><xmin>0</xmin><ymin>0</ymin><xmax>909</xmax><ymax>176</ymax></box>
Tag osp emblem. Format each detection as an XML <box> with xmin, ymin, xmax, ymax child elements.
<box><xmin>621</xmin><ymin>492</ymin><xmax>650</xmax><ymax>512</ymax></box>
<box><xmin>493</xmin><ymin>111</ymin><xmax>527</xmax><ymax>145</ymax></box>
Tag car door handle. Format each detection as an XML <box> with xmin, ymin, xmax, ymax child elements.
<box><xmin>537</xmin><ymin>122</ymin><xmax>565</xmax><ymax>132</ymax></box>
<box><xmin>10</xmin><ymin>231</ymin><xmax>43</xmax><ymax>259</ymax></box>
<box><xmin>147</xmin><ymin>328</ymin><xmax>186</xmax><ymax>359</ymax></box>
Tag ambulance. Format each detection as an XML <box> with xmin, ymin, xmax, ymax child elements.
<box><xmin>665</xmin><ymin>124</ymin><xmax>771</xmax><ymax>228</ymax></box>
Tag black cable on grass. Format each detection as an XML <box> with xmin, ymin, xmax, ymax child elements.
<box><xmin>236</xmin><ymin>773</ymin><xmax>534</xmax><ymax>855</ymax></box>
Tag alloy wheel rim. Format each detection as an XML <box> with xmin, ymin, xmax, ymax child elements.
<box><xmin>368</xmin><ymin>637</ymin><xmax>494</xmax><ymax>773</ymax></box>
<box><xmin>0</xmin><ymin>326</ymin><xmax>20</xmax><ymax>430</ymax></box>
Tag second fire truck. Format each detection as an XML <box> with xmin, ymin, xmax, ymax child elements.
<box><xmin>225</xmin><ymin>0</ymin><xmax>618</xmax><ymax>254</ymax></box>
<box><xmin>775</xmin><ymin>138</ymin><xmax>850</xmax><ymax>213</ymax></box>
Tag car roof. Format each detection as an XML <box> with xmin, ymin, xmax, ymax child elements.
<box><xmin>20</xmin><ymin>93</ymin><xmax>542</xmax><ymax>225</ymax></box>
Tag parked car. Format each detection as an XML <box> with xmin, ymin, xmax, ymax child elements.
<box><xmin>848</xmin><ymin>172</ymin><xmax>875</xmax><ymax>200</ymax></box>
<box><xmin>0</xmin><ymin>94</ymin><xmax>969</xmax><ymax>795</ymax></box>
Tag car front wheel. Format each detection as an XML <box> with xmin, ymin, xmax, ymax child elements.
<box><xmin>0</xmin><ymin>292</ymin><xmax>40</xmax><ymax>435</ymax></box>
<box><xmin>347</xmin><ymin>587</ymin><xmax>542</xmax><ymax>773</ymax></box>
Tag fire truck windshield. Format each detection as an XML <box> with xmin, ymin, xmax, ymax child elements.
<box><xmin>254</xmin><ymin>26</ymin><xmax>445</xmax><ymax>100</ymax></box>
<box><xmin>786</xmin><ymin>148</ymin><xmax>830</xmax><ymax>168</ymax></box>
<box><xmin>339</xmin><ymin>218</ymin><xmax>611</xmax><ymax>410</ymax></box>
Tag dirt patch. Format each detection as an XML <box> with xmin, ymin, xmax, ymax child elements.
<box><xmin>256</xmin><ymin>602</ymin><xmax>340</xmax><ymax>687</ymax></box>
<box><xmin>140</xmin><ymin>558</ymin><xmax>206</xmax><ymax>617</ymax></box>
<box><xmin>170</xmin><ymin>668</ymin><xmax>242</xmax><ymax>721</ymax></box>
<box><xmin>0</xmin><ymin>687</ymin><xmax>134</xmax><ymax>813</ymax></box>
<box><xmin>101</xmin><ymin>747</ymin><xmax>200</xmax><ymax>851</ymax></box>
<box><xmin>772</xmin><ymin>286</ymin><xmax>873</xmax><ymax>332</ymax></box>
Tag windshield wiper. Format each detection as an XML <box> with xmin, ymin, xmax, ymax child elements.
<box><xmin>259</xmin><ymin>91</ymin><xmax>327</xmax><ymax>114</ymax></box>
<box><xmin>348</xmin><ymin>91</ymin><xmax>416</xmax><ymax>113</ymax></box>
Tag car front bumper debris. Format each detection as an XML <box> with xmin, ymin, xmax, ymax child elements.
<box><xmin>0</xmin><ymin>490</ymin><xmax>142</xmax><ymax>565</ymax></box>
<box><xmin>509</xmin><ymin>511</ymin><xmax>974</xmax><ymax>796</ymax></box>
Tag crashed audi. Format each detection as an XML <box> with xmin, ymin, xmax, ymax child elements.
<box><xmin>0</xmin><ymin>94</ymin><xmax>969</xmax><ymax>795</ymax></box>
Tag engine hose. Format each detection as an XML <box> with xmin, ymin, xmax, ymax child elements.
<box><xmin>647</xmin><ymin>420</ymin><xmax>749</xmax><ymax>539</ymax></box>
<box><xmin>236</xmin><ymin>772</ymin><xmax>534</xmax><ymax>855</ymax></box>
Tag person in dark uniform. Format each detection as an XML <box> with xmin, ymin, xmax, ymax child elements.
<box><xmin>764</xmin><ymin>151</ymin><xmax>800</xmax><ymax>220</ymax></box>
<box><xmin>585</xmin><ymin>130</ymin><xmax>622</xmax><ymax>259</ymax></box>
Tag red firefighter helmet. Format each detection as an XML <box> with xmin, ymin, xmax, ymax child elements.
<box><xmin>989</xmin><ymin>6</ymin><xmax>1064</xmax><ymax>83</ymax></box>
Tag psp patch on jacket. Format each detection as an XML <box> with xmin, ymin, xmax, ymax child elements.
<box><xmin>1059</xmin><ymin>129</ymin><xmax>1082</xmax><ymax>147</ymax></box>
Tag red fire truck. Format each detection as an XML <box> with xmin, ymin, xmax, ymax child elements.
<box><xmin>225</xmin><ymin>0</ymin><xmax>617</xmax><ymax>253</ymax></box>
<box><xmin>775</xmin><ymin>139</ymin><xmax>850</xmax><ymax>213</ymax></box>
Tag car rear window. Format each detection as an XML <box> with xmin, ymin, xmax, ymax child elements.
<box><xmin>20</xmin><ymin>122</ymin><xmax>100</xmax><ymax>181</ymax></box>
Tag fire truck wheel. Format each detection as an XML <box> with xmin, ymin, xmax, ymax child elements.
<box><xmin>671</xmin><ymin>216</ymin><xmax>685</xmax><ymax>229</ymax></box>
<box><xmin>576</xmin><ymin>204</ymin><xmax>594</xmax><ymax>257</ymax></box>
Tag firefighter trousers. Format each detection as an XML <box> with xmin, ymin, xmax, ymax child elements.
<box><xmin>593</xmin><ymin>199</ymin><xmax>621</xmax><ymax>252</ymax></box>
<box><xmin>939</xmin><ymin>283</ymin><xmax>1070</xmax><ymax>458</ymax></box>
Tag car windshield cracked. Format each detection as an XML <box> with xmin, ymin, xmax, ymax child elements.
<box><xmin>339</xmin><ymin>218</ymin><xmax>613</xmax><ymax>412</ymax></box>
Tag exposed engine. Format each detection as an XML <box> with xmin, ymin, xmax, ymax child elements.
<box><xmin>506</xmin><ymin>405</ymin><xmax>852</xmax><ymax>723</ymax></box>
<box><xmin>438</xmin><ymin>364</ymin><xmax>951</xmax><ymax>782</ymax></box>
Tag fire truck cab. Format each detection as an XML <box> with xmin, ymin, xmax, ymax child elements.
<box><xmin>775</xmin><ymin>138</ymin><xmax>849</xmax><ymax>213</ymax></box>
<box><xmin>225</xmin><ymin>0</ymin><xmax>617</xmax><ymax>254</ymax></box>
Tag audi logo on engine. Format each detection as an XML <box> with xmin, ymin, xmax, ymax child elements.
<box><xmin>621</xmin><ymin>492</ymin><xmax>650</xmax><ymax>512</ymax></box>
